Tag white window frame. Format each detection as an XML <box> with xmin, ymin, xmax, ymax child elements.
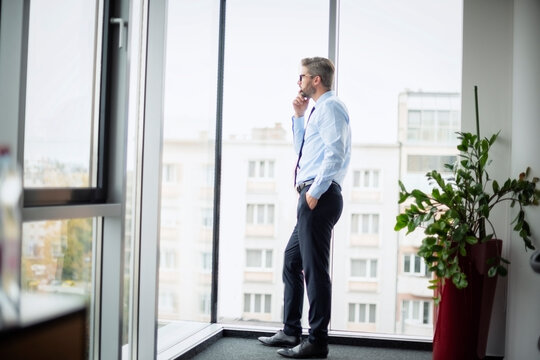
<box><xmin>248</xmin><ymin>159</ymin><xmax>275</xmax><ymax>179</ymax></box>
<box><xmin>402</xmin><ymin>299</ymin><xmax>432</xmax><ymax>325</ymax></box>
<box><xmin>351</xmin><ymin>213</ymin><xmax>380</xmax><ymax>235</ymax></box>
<box><xmin>245</xmin><ymin>248</ymin><xmax>273</xmax><ymax>270</ymax></box>
<box><xmin>246</xmin><ymin>203</ymin><xmax>275</xmax><ymax>225</ymax></box>
<box><xmin>243</xmin><ymin>293</ymin><xmax>272</xmax><ymax>314</ymax></box>
<box><xmin>407</xmin><ymin>109</ymin><xmax>460</xmax><ymax>144</ymax></box>
<box><xmin>160</xmin><ymin>247</ymin><xmax>177</xmax><ymax>269</ymax></box>
<box><xmin>402</xmin><ymin>253</ymin><xmax>429</xmax><ymax>277</ymax></box>
<box><xmin>201</xmin><ymin>207</ymin><xmax>213</xmax><ymax>228</ymax></box>
<box><xmin>201</xmin><ymin>252</ymin><xmax>212</xmax><ymax>273</ymax></box>
<box><xmin>348</xmin><ymin>302</ymin><xmax>377</xmax><ymax>324</ymax></box>
<box><xmin>162</xmin><ymin>163</ymin><xmax>178</xmax><ymax>183</ymax></box>
<box><xmin>352</xmin><ymin>169</ymin><xmax>380</xmax><ymax>189</ymax></box>
<box><xmin>350</xmin><ymin>258</ymin><xmax>378</xmax><ymax>280</ymax></box>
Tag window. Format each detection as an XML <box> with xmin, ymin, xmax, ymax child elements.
<box><xmin>157</xmin><ymin>0</ymin><xmax>219</xmax><ymax>327</ymax></box>
<box><xmin>248</xmin><ymin>160</ymin><xmax>275</xmax><ymax>179</ymax></box>
<box><xmin>351</xmin><ymin>214</ymin><xmax>379</xmax><ymax>235</ymax></box>
<box><xmin>403</xmin><ymin>254</ymin><xmax>430</xmax><ymax>277</ymax></box>
<box><xmin>162</xmin><ymin>164</ymin><xmax>179</xmax><ymax>183</ymax></box>
<box><xmin>160</xmin><ymin>248</ymin><xmax>177</xmax><ymax>269</ymax></box>
<box><xmin>407</xmin><ymin>155</ymin><xmax>457</xmax><ymax>173</ymax></box>
<box><xmin>245</xmin><ymin>249</ymin><xmax>273</xmax><ymax>269</ymax></box>
<box><xmin>348</xmin><ymin>303</ymin><xmax>377</xmax><ymax>323</ymax></box>
<box><xmin>246</xmin><ymin>204</ymin><xmax>275</xmax><ymax>225</ymax></box>
<box><xmin>21</xmin><ymin>218</ymin><xmax>94</xmax><ymax>298</ymax></box>
<box><xmin>201</xmin><ymin>208</ymin><xmax>213</xmax><ymax>228</ymax></box>
<box><xmin>159</xmin><ymin>289</ymin><xmax>178</xmax><ymax>313</ymax></box>
<box><xmin>350</xmin><ymin>259</ymin><xmax>378</xmax><ymax>279</ymax></box>
<box><xmin>202</xmin><ymin>252</ymin><xmax>212</xmax><ymax>272</ymax></box>
<box><xmin>200</xmin><ymin>293</ymin><xmax>211</xmax><ymax>315</ymax></box>
<box><xmin>243</xmin><ymin>293</ymin><xmax>272</xmax><ymax>314</ymax></box>
<box><xmin>23</xmin><ymin>0</ymin><xmax>102</xmax><ymax>189</ymax></box>
<box><xmin>353</xmin><ymin>169</ymin><xmax>380</xmax><ymax>189</ymax></box>
<box><xmin>402</xmin><ymin>300</ymin><xmax>432</xmax><ymax>325</ymax></box>
<box><xmin>217</xmin><ymin>0</ymin><xmax>328</xmax><ymax>329</ymax></box>
<box><xmin>406</xmin><ymin>109</ymin><xmax>460</xmax><ymax>144</ymax></box>
<box><xmin>161</xmin><ymin>208</ymin><xmax>179</xmax><ymax>228</ymax></box>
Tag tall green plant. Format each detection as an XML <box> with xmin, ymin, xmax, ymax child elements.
<box><xmin>395</xmin><ymin>90</ymin><xmax>539</xmax><ymax>301</ymax></box>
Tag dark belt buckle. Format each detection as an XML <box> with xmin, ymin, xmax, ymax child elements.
<box><xmin>296</xmin><ymin>181</ymin><xmax>312</xmax><ymax>193</ymax></box>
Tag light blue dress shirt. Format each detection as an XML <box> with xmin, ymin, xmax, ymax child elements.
<box><xmin>292</xmin><ymin>90</ymin><xmax>351</xmax><ymax>199</ymax></box>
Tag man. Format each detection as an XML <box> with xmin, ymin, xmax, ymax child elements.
<box><xmin>258</xmin><ymin>57</ymin><xmax>351</xmax><ymax>359</ymax></box>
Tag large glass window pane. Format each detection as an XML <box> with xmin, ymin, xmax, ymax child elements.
<box><xmin>24</xmin><ymin>0</ymin><xmax>102</xmax><ymax>188</ymax></box>
<box><xmin>218</xmin><ymin>0</ymin><xmax>328</xmax><ymax>327</ymax></box>
<box><xmin>337</xmin><ymin>0</ymin><xmax>462</xmax><ymax>337</ymax></box>
<box><xmin>157</xmin><ymin>0</ymin><xmax>220</xmax><ymax>330</ymax></box>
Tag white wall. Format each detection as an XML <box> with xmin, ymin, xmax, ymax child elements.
<box><xmin>507</xmin><ymin>1</ymin><xmax>540</xmax><ymax>359</ymax></box>
<box><xmin>462</xmin><ymin>0</ymin><xmax>514</xmax><ymax>355</ymax></box>
<box><xmin>463</xmin><ymin>0</ymin><xmax>540</xmax><ymax>358</ymax></box>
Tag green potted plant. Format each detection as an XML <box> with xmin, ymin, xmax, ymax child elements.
<box><xmin>394</xmin><ymin>87</ymin><xmax>539</xmax><ymax>360</ymax></box>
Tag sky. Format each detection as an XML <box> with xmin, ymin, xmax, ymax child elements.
<box><xmin>22</xmin><ymin>0</ymin><xmax>463</xmax><ymax>168</ymax></box>
<box><xmin>163</xmin><ymin>0</ymin><xmax>462</xmax><ymax>144</ymax></box>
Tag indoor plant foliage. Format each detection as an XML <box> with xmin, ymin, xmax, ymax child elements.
<box><xmin>395</xmin><ymin>130</ymin><xmax>539</xmax><ymax>301</ymax></box>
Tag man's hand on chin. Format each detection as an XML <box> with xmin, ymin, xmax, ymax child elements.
<box><xmin>306</xmin><ymin>193</ymin><xmax>318</xmax><ymax>210</ymax></box>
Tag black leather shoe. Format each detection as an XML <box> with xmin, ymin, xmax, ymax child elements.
<box><xmin>277</xmin><ymin>339</ymin><xmax>328</xmax><ymax>359</ymax></box>
<box><xmin>258</xmin><ymin>330</ymin><xmax>301</xmax><ymax>347</ymax></box>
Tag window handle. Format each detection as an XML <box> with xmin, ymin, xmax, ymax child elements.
<box><xmin>110</xmin><ymin>18</ymin><xmax>127</xmax><ymax>49</ymax></box>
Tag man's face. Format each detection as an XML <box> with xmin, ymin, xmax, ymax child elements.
<box><xmin>298</xmin><ymin>66</ymin><xmax>316</xmax><ymax>98</ymax></box>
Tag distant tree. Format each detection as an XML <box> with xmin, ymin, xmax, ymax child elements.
<box><xmin>62</xmin><ymin>218</ymin><xmax>93</xmax><ymax>282</ymax></box>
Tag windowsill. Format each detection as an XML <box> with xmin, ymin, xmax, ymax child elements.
<box><xmin>156</xmin><ymin>322</ymin><xmax>222</xmax><ymax>360</ymax></box>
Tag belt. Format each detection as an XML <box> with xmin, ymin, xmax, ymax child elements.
<box><xmin>296</xmin><ymin>180</ymin><xmax>340</xmax><ymax>193</ymax></box>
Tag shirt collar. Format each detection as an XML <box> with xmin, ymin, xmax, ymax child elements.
<box><xmin>315</xmin><ymin>90</ymin><xmax>335</xmax><ymax>105</ymax></box>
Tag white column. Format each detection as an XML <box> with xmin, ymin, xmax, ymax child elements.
<box><xmin>506</xmin><ymin>1</ymin><xmax>540</xmax><ymax>359</ymax></box>
<box><xmin>461</xmin><ymin>0</ymin><xmax>514</xmax><ymax>356</ymax></box>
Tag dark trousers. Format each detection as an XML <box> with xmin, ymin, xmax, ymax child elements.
<box><xmin>282</xmin><ymin>183</ymin><xmax>343</xmax><ymax>345</ymax></box>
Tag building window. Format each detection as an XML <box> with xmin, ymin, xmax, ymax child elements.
<box><xmin>248</xmin><ymin>160</ymin><xmax>275</xmax><ymax>179</ymax></box>
<box><xmin>350</xmin><ymin>258</ymin><xmax>378</xmax><ymax>279</ymax></box>
<box><xmin>348</xmin><ymin>303</ymin><xmax>376</xmax><ymax>323</ymax></box>
<box><xmin>402</xmin><ymin>300</ymin><xmax>432</xmax><ymax>325</ymax></box>
<box><xmin>162</xmin><ymin>163</ymin><xmax>178</xmax><ymax>183</ymax></box>
<box><xmin>200</xmin><ymin>293</ymin><xmax>211</xmax><ymax>315</ymax></box>
<box><xmin>353</xmin><ymin>169</ymin><xmax>380</xmax><ymax>189</ymax></box>
<box><xmin>202</xmin><ymin>252</ymin><xmax>212</xmax><ymax>272</ymax></box>
<box><xmin>403</xmin><ymin>254</ymin><xmax>430</xmax><ymax>277</ymax></box>
<box><xmin>246</xmin><ymin>249</ymin><xmax>273</xmax><ymax>269</ymax></box>
<box><xmin>407</xmin><ymin>155</ymin><xmax>457</xmax><ymax>173</ymax></box>
<box><xmin>161</xmin><ymin>207</ymin><xmax>179</xmax><ymax>228</ymax></box>
<box><xmin>406</xmin><ymin>109</ymin><xmax>460</xmax><ymax>143</ymax></box>
<box><xmin>159</xmin><ymin>290</ymin><xmax>177</xmax><ymax>313</ymax></box>
<box><xmin>246</xmin><ymin>204</ymin><xmax>275</xmax><ymax>225</ymax></box>
<box><xmin>351</xmin><ymin>213</ymin><xmax>379</xmax><ymax>235</ymax></box>
<box><xmin>201</xmin><ymin>208</ymin><xmax>213</xmax><ymax>228</ymax></box>
<box><xmin>160</xmin><ymin>248</ymin><xmax>177</xmax><ymax>269</ymax></box>
<box><xmin>243</xmin><ymin>293</ymin><xmax>271</xmax><ymax>314</ymax></box>
<box><xmin>203</xmin><ymin>164</ymin><xmax>214</xmax><ymax>187</ymax></box>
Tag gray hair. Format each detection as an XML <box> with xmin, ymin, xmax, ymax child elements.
<box><xmin>301</xmin><ymin>57</ymin><xmax>335</xmax><ymax>89</ymax></box>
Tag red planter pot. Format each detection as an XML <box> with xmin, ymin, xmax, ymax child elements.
<box><xmin>432</xmin><ymin>239</ymin><xmax>503</xmax><ymax>360</ymax></box>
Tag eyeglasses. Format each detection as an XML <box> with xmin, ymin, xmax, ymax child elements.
<box><xmin>298</xmin><ymin>74</ymin><xmax>313</xmax><ymax>82</ymax></box>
